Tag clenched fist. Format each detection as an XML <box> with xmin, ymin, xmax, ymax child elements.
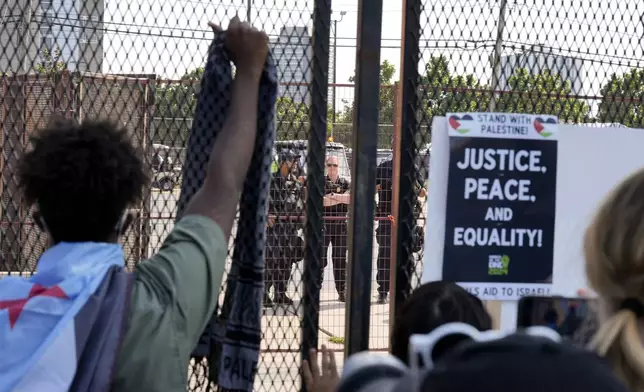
<box><xmin>209</xmin><ymin>16</ymin><xmax>269</xmax><ymax>78</ymax></box>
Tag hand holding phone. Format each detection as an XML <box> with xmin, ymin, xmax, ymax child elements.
<box><xmin>516</xmin><ymin>296</ymin><xmax>592</xmax><ymax>342</ymax></box>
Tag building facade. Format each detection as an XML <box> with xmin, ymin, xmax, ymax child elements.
<box><xmin>499</xmin><ymin>46</ymin><xmax>585</xmax><ymax>95</ymax></box>
<box><xmin>271</xmin><ymin>26</ymin><xmax>312</xmax><ymax>104</ymax></box>
<box><xmin>0</xmin><ymin>0</ymin><xmax>103</xmax><ymax>74</ymax></box>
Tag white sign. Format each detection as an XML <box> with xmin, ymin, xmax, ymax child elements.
<box><xmin>446</xmin><ymin>112</ymin><xmax>558</xmax><ymax>140</ymax></box>
<box><xmin>423</xmin><ymin>116</ymin><xmax>644</xmax><ymax>330</ymax></box>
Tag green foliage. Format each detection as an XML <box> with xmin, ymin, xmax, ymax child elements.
<box><xmin>154</xmin><ymin>83</ymin><xmax>198</xmax><ymax>118</ymax></box>
<box><xmin>154</xmin><ymin>68</ymin><xmax>201</xmax><ymax>118</ymax></box>
<box><xmin>275</xmin><ymin>97</ymin><xmax>337</xmax><ymax>141</ymax></box>
<box><xmin>34</xmin><ymin>47</ymin><xmax>67</xmax><ymax>74</ymax></box>
<box><xmin>276</xmin><ymin>96</ymin><xmax>310</xmax><ymax>124</ymax></box>
<box><xmin>335</xmin><ymin>60</ymin><xmax>397</xmax><ymax>147</ymax></box>
<box><xmin>275</xmin><ymin>96</ymin><xmax>310</xmax><ymax>140</ymax></box>
<box><xmin>338</xmin><ymin>59</ymin><xmax>397</xmax><ymax>125</ymax></box>
<box><xmin>154</xmin><ymin>61</ymin><xmax>594</xmax><ymax>147</ymax></box>
<box><xmin>419</xmin><ymin>55</ymin><xmax>486</xmax><ymax>124</ymax></box>
<box><xmin>598</xmin><ymin>68</ymin><xmax>644</xmax><ymax>127</ymax></box>
<box><xmin>155</xmin><ymin>68</ymin><xmax>331</xmax><ymax>143</ymax></box>
<box><xmin>181</xmin><ymin>67</ymin><xmax>204</xmax><ymax>81</ymax></box>
<box><xmin>495</xmin><ymin>68</ymin><xmax>590</xmax><ymax>122</ymax></box>
<box><xmin>417</xmin><ymin>57</ymin><xmax>590</xmax><ymax>129</ymax></box>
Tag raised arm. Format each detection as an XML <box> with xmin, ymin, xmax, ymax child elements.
<box><xmin>183</xmin><ymin>17</ymin><xmax>269</xmax><ymax>238</ymax></box>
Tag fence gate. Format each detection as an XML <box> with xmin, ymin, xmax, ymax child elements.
<box><xmin>0</xmin><ymin>0</ymin><xmax>336</xmax><ymax>391</ymax></box>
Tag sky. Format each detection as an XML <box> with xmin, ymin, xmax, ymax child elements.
<box><xmin>101</xmin><ymin>0</ymin><xmax>644</xmax><ymax>104</ymax></box>
<box><xmin>102</xmin><ymin>0</ymin><xmax>404</xmax><ymax>84</ymax></box>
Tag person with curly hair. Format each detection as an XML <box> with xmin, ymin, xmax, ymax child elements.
<box><xmin>0</xmin><ymin>18</ymin><xmax>269</xmax><ymax>392</ymax></box>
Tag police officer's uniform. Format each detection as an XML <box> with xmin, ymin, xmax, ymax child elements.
<box><xmin>264</xmin><ymin>150</ymin><xmax>305</xmax><ymax>307</ymax></box>
<box><xmin>322</xmin><ymin>175</ymin><xmax>350</xmax><ymax>302</ymax></box>
<box><xmin>375</xmin><ymin>158</ymin><xmax>425</xmax><ymax>304</ymax></box>
<box><xmin>375</xmin><ymin>159</ymin><xmax>394</xmax><ymax>304</ymax></box>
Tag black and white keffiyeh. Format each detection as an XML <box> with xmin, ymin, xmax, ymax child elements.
<box><xmin>176</xmin><ymin>32</ymin><xmax>277</xmax><ymax>392</ymax></box>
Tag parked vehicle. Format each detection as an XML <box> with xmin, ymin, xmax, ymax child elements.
<box><xmin>346</xmin><ymin>148</ymin><xmax>391</xmax><ymax>169</ymax></box>
<box><xmin>377</xmin><ymin>149</ymin><xmax>393</xmax><ymax>165</ymax></box>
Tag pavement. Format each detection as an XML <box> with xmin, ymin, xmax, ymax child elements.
<box><xmin>149</xmin><ymin>190</ymin><xmax>425</xmax><ymax>391</ymax></box>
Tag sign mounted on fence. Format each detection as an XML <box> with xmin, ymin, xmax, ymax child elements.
<box><xmin>437</xmin><ymin>113</ymin><xmax>558</xmax><ymax>300</ymax></box>
<box><xmin>425</xmin><ymin>116</ymin><xmax>644</xmax><ymax>330</ymax></box>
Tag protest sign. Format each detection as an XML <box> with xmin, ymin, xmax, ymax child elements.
<box><xmin>441</xmin><ymin>113</ymin><xmax>558</xmax><ymax>300</ymax></box>
<box><xmin>424</xmin><ymin>115</ymin><xmax>644</xmax><ymax>329</ymax></box>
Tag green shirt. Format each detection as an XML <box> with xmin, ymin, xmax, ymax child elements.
<box><xmin>112</xmin><ymin>215</ymin><xmax>227</xmax><ymax>391</ymax></box>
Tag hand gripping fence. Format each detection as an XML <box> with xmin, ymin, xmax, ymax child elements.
<box><xmin>175</xmin><ymin>33</ymin><xmax>278</xmax><ymax>392</ymax></box>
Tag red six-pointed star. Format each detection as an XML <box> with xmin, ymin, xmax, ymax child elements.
<box><xmin>0</xmin><ymin>284</ymin><xmax>68</xmax><ymax>329</ymax></box>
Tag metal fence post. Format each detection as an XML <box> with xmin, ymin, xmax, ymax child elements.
<box><xmin>392</xmin><ymin>0</ymin><xmax>421</xmax><ymax>322</ymax></box>
<box><xmin>345</xmin><ymin>0</ymin><xmax>383</xmax><ymax>356</ymax></box>
<box><xmin>301</xmin><ymin>1</ymin><xmax>331</xmax><ymax>390</ymax></box>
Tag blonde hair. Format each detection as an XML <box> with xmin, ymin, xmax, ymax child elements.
<box><xmin>585</xmin><ymin>168</ymin><xmax>644</xmax><ymax>391</ymax></box>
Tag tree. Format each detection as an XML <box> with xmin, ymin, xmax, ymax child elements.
<box><xmin>338</xmin><ymin>59</ymin><xmax>397</xmax><ymax>124</ymax></box>
<box><xmin>154</xmin><ymin>68</ymin><xmax>202</xmax><ymax>118</ymax></box>
<box><xmin>34</xmin><ymin>47</ymin><xmax>67</xmax><ymax>74</ymax></box>
<box><xmin>182</xmin><ymin>67</ymin><xmax>204</xmax><ymax>81</ymax></box>
<box><xmin>152</xmin><ymin>68</ymin><xmax>202</xmax><ymax>145</ymax></box>
<box><xmin>275</xmin><ymin>96</ymin><xmax>310</xmax><ymax>140</ymax></box>
<box><xmin>415</xmin><ymin>56</ymin><xmax>488</xmax><ymax>147</ymax></box>
<box><xmin>275</xmin><ymin>97</ymin><xmax>340</xmax><ymax>141</ymax></box>
<box><xmin>417</xmin><ymin>56</ymin><xmax>589</xmax><ymax>140</ymax></box>
<box><xmin>496</xmin><ymin>68</ymin><xmax>590</xmax><ymax>122</ymax></box>
<box><xmin>336</xmin><ymin>60</ymin><xmax>398</xmax><ymax>146</ymax></box>
<box><xmin>276</xmin><ymin>96</ymin><xmax>310</xmax><ymax>123</ymax></box>
<box><xmin>598</xmin><ymin>68</ymin><xmax>644</xmax><ymax>127</ymax></box>
<box><xmin>154</xmin><ymin>67</ymin><xmax>333</xmax><ymax>143</ymax></box>
<box><xmin>419</xmin><ymin>56</ymin><xmax>486</xmax><ymax>125</ymax></box>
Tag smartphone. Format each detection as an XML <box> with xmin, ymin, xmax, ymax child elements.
<box><xmin>516</xmin><ymin>296</ymin><xmax>592</xmax><ymax>340</ymax></box>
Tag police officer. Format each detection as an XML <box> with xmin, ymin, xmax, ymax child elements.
<box><xmin>375</xmin><ymin>156</ymin><xmax>426</xmax><ymax>304</ymax></box>
<box><xmin>321</xmin><ymin>155</ymin><xmax>351</xmax><ymax>302</ymax></box>
<box><xmin>265</xmin><ymin>150</ymin><xmax>305</xmax><ymax>307</ymax></box>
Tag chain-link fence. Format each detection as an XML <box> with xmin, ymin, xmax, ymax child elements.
<box><xmin>0</xmin><ymin>72</ymin><xmax>152</xmax><ymax>273</ymax></box>
<box><xmin>0</xmin><ymin>0</ymin><xmax>330</xmax><ymax>390</ymax></box>
<box><xmin>1</xmin><ymin>0</ymin><xmax>643</xmax><ymax>390</ymax></box>
<box><xmin>394</xmin><ymin>0</ymin><xmax>644</xmax><ymax>328</ymax></box>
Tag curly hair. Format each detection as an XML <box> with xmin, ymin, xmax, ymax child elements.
<box><xmin>18</xmin><ymin>118</ymin><xmax>149</xmax><ymax>243</ymax></box>
<box><xmin>391</xmin><ymin>281</ymin><xmax>492</xmax><ymax>365</ymax></box>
